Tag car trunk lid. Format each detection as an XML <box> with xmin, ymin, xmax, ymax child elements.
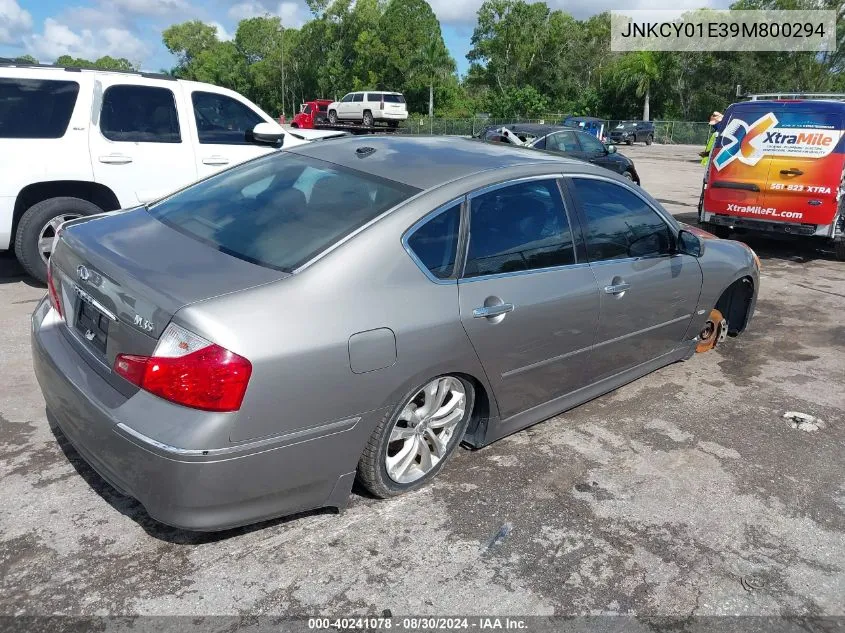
<box><xmin>50</xmin><ymin>209</ymin><xmax>287</xmax><ymax>383</ymax></box>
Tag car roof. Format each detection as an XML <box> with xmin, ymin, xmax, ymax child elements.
<box><xmin>288</xmin><ymin>136</ymin><xmax>581</xmax><ymax>189</ymax></box>
<box><xmin>731</xmin><ymin>99</ymin><xmax>845</xmax><ymax>110</ymax></box>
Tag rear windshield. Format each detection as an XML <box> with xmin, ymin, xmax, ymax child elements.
<box><xmin>147</xmin><ymin>153</ymin><xmax>418</xmax><ymax>272</ymax></box>
<box><xmin>383</xmin><ymin>94</ymin><xmax>405</xmax><ymax>104</ymax></box>
<box><xmin>0</xmin><ymin>78</ymin><xmax>80</xmax><ymax>139</ymax></box>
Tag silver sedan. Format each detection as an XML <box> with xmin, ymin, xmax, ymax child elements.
<box><xmin>31</xmin><ymin>136</ymin><xmax>759</xmax><ymax>531</ymax></box>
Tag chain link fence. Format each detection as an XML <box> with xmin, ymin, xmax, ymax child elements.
<box><xmin>397</xmin><ymin>115</ymin><xmax>712</xmax><ymax>145</ymax></box>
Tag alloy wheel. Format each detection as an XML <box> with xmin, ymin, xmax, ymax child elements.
<box><xmin>38</xmin><ymin>214</ymin><xmax>80</xmax><ymax>264</ymax></box>
<box><xmin>385</xmin><ymin>376</ymin><xmax>467</xmax><ymax>484</ymax></box>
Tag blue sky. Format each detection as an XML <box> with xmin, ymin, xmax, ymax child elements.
<box><xmin>1</xmin><ymin>0</ymin><xmax>728</xmax><ymax>76</ymax></box>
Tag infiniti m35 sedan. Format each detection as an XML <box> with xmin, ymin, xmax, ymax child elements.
<box><xmin>32</xmin><ymin>136</ymin><xmax>759</xmax><ymax>531</ymax></box>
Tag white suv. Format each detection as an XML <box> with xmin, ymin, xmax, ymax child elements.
<box><xmin>0</xmin><ymin>62</ymin><xmax>343</xmax><ymax>282</ymax></box>
<box><xmin>326</xmin><ymin>91</ymin><xmax>408</xmax><ymax>128</ymax></box>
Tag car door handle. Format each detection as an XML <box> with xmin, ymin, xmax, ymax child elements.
<box><xmin>202</xmin><ymin>156</ymin><xmax>230</xmax><ymax>166</ymax></box>
<box><xmin>473</xmin><ymin>303</ymin><xmax>514</xmax><ymax>318</ymax></box>
<box><xmin>98</xmin><ymin>154</ymin><xmax>133</xmax><ymax>165</ymax></box>
<box><xmin>780</xmin><ymin>168</ymin><xmax>803</xmax><ymax>176</ymax></box>
<box><xmin>604</xmin><ymin>282</ymin><xmax>631</xmax><ymax>295</ymax></box>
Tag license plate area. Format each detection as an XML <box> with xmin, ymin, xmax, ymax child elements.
<box><xmin>74</xmin><ymin>294</ymin><xmax>110</xmax><ymax>355</ymax></box>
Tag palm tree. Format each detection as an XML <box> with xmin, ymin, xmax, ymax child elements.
<box><xmin>616</xmin><ymin>51</ymin><xmax>659</xmax><ymax>121</ymax></box>
<box><xmin>413</xmin><ymin>37</ymin><xmax>455</xmax><ymax>132</ymax></box>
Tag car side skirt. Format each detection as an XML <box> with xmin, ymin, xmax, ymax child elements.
<box><xmin>465</xmin><ymin>342</ymin><xmax>695</xmax><ymax>448</ymax></box>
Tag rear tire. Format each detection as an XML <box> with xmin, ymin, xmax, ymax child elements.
<box><xmin>645</xmin><ymin>134</ymin><xmax>653</xmax><ymax>146</ymax></box>
<box><xmin>357</xmin><ymin>375</ymin><xmax>475</xmax><ymax>499</ymax></box>
<box><xmin>622</xmin><ymin>170</ymin><xmax>634</xmax><ymax>181</ymax></box>
<box><xmin>328</xmin><ymin>110</ymin><xmax>338</xmax><ymax>124</ymax></box>
<box><xmin>362</xmin><ymin>110</ymin><xmax>374</xmax><ymax>127</ymax></box>
<box><xmin>14</xmin><ymin>196</ymin><xmax>102</xmax><ymax>283</ymax></box>
<box><xmin>626</xmin><ymin>138</ymin><xmax>633</xmax><ymax>145</ymax></box>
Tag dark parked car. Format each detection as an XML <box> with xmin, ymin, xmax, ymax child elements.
<box><xmin>484</xmin><ymin>124</ymin><xmax>640</xmax><ymax>184</ymax></box>
<box><xmin>609</xmin><ymin>121</ymin><xmax>655</xmax><ymax>145</ymax></box>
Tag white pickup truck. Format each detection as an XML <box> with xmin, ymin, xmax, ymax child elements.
<box><xmin>0</xmin><ymin>60</ymin><xmax>343</xmax><ymax>282</ymax></box>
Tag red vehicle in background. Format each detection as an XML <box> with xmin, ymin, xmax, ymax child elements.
<box><xmin>291</xmin><ymin>99</ymin><xmax>333</xmax><ymax>129</ymax></box>
<box><xmin>700</xmin><ymin>93</ymin><xmax>845</xmax><ymax>259</ymax></box>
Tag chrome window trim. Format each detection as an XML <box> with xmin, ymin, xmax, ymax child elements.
<box><xmin>563</xmin><ymin>172</ymin><xmax>679</xmax><ymax>229</ymax></box>
<box><xmin>459</xmin><ymin>261</ymin><xmax>591</xmax><ymax>284</ymax></box>
<box><xmin>401</xmin><ymin>197</ymin><xmax>465</xmax><ymax>285</ymax></box>
<box><xmin>461</xmin><ymin>174</ymin><xmax>583</xmax><ymax>282</ymax></box>
<box><xmin>467</xmin><ymin>173</ymin><xmax>565</xmax><ymax>200</ymax></box>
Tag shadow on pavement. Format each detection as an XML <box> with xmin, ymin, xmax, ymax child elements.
<box><xmin>0</xmin><ymin>252</ymin><xmax>43</xmax><ymax>288</ymax></box>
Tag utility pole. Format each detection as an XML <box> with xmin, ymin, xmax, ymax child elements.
<box><xmin>279</xmin><ymin>22</ymin><xmax>286</xmax><ymax>121</ymax></box>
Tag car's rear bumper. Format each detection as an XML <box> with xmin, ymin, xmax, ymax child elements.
<box><xmin>375</xmin><ymin>111</ymin><xmax>408</xmax><ymax>121</ymax></box>
<box><xmin>31</xmin><ymin>298</ymin><xmax>379</xmax><ymax>531</ymax></box>
<box><xmin>702</xmin><ymin>211</ymin><xmax>837</xmax><ymax>238</ymax></box>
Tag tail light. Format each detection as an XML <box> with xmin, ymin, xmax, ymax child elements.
<box><xmin>47</xmin><ymin>260</ymin><xmax>63</xmax><ymax>320</ymax></box>
<box><xmin>114</xmin><ymin>323</ymin><xmax>252</xmax><ymax>412</ymax></box>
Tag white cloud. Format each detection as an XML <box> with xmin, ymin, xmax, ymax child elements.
<box><xmin>25</xmin><ymin>18</ymin><xmax>148</xmax><ymax>63</ymax></box>
<box><xmin>109</xmin><ymin>0</ymin><xmax>191</xmax><ymax>16</ymax></box>
<box><xmin>277</xmin><ymin>2</ymin><xmax>302</xmax><ymax>27</ymax></box>
<box><xmin>227</xmin><ymin>0</ymin><xmax>302</xmax><ymax>26</ymax></box>
<box><xmin>427</xmin><ymin>0</ymin><xmax>731</xmax><ymax>25</ymax></box>
<box><xmin>228</xmin><ymin>0</ymin><xmax>266</xmax><ymax>21</ymax></box>
<box><xmin>209</xmin><ymin>21</ymin><xmax>233</xmax><ymax>41</ymax></box>
<box><xmin>0</xmin><ymin>0</ymin><xmax>33</xmax><ymax>45</ymax></box>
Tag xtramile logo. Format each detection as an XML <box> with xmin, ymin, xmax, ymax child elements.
<box><xmin>713</xmin><ymin>113</ymin><xmax>842</xmax><ymax>171</ymax></box>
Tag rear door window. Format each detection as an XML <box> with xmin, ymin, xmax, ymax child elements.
<box><xmin>147</xmin><ymin>153</ymin><xmax>418</xmax><ymax>271</ymax></box>
<box><xmin>0</xmin><ymin>78</ymin><xmax>79</xmax><ymax>139</ymax></box>
<box><xmin>406</xmin><ymin>204</ymin><xmax>461</xmax><ymax>280</ymax></box>
<box><xmin>100</xmin><ymin>85</ymin><xmax>180</xmax><ymax>143</ymax></box>
<box><xmin>546</xmin><ymin>131</ymin><xmax>580</xmax><ymax>152</ymax></box>
<box><xmin>464</xmin><ymin>179</ymin><xmax>575</xmax><ymax>277</ymax></box>
<box><xmin>192</xmin><ymin>91</ymin><xmax>264</xmax><ymax>145</ymax></box>
<box><xmin>352</xmin><ymin>93</ymin><xmax>364</xmax><ymax>102</ymax></box>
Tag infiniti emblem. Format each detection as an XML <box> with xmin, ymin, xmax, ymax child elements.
<box><xmin>77</xmin><ymin>265</ymin><xmax>91</xmax><ymax>282</ymax></box>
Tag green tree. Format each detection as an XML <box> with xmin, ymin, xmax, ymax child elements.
<box><xmin>14</xmin><ymin>54</ymin><xmax>38</xmax><ymax>64</ymax></box>
<box><xmin>162</xmin><ymin>21</ymin><xmax>220</xmax><ymax>70</ymax></box>
<box><xmin>413</xmin><ymin>36</ymin><xmax>455</xmax><ymax>124</ymax></box>
<box><xmin>55</xmin><ymin>55</ymin><xmax>136</xmax><ymax>71</ymax></box>
<box><xmin>614</xmin><ymin>51</ymin><xmax>659</xmax><ymax>121</ymax></box>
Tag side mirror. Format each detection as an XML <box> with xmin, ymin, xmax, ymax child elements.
<box><xmin>252</xmin><ymin>122</ymin><xmax>285</xmax><ymax>144</ymax></box>
<box><xmin>677</xmin><ymin>229</ymin><xmax>703</xmax><ymax>257</ymax></box>
<box><xmin>605</xmin><ymin>144</ymin><xmax>617</xmax><ymax>154</ymax></box>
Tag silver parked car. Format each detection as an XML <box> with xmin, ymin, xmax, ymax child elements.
<box><xmin>32</xmin><ymin>136</ymin><xmax>759</xmax><ymax>531</ymax></box>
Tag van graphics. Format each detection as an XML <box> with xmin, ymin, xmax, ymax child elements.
<box><xmin>725</xmin><ymin>204</ymin><xmax>803</xmax><ymax>219</ymax></box>
<box><xmin>714</xmin><ymin>113</ymin><xmax>842</xmax><ymax>170</ymax></box>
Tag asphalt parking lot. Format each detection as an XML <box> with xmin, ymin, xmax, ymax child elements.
<box><xmin>1</xmin><ymin>143</ymin><xmax>844</xmax><ymax>618</ymax></box>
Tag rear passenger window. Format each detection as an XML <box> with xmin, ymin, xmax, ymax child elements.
<box><xmin>569</xmin><ymin>178</ymin><xmax>673</xmax><ymax>261</ymax></box>
<box><xmin>192</xmin><ymin>91</ymin><xmax>264</xmax><ymax>145</ymax></box>
<box><xmin>352</xmin><ymin>93</ymin><xmax>364</xmax><ymax>102</ymax></box>
<box><xmin>100</xmin><ymin>85</ymin><xmax>180</xmax><ymax>143</ymax></box>
<box><xmin>406</xmin><ymin>204</ymin><xmax>461</xmax><ymax>280</ymax></box>
<box><xmin>465</xmin><ymin>180</ymin><xmax>575</xmax><ymax>277</ymax></box>
<box><xmin>0</xmin><ymin>78</ymin><xmax>79</xmax><ymax>139</ymax></box>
